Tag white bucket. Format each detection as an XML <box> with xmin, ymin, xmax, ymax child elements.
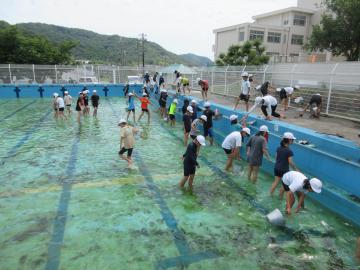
<box><xmin>266</xmin><ymin>209</ymin><xmax>285</xmax><ymax>227</ymax></box>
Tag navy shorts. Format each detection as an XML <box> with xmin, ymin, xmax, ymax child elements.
<box><xmin>240</xmin><ymin>93</ymin><xmax>250</xmax><ymax>102</ymax></box>
<box><xmin>119</xmin><ymin>147</ymin><xmax>133</xmax><ymax>157</ymax></box>
<box><xmin>282</xmin><ymin>181</ymin><xmax>290</xmax><ymax>192</ymax></box>
<box><xmin>184</xmin><ymin>162</ymin><xmax>196</xmax><ymax>176</ymax></box>
<box><xmin>169</xmin><ymin>114</ymin><xmax>175</xmax><ymax>120</ymax></box>
<box><xmin>274</xmin><ymin>168</ymin><xmax>288</xmax><ymax>177</ymax></box>
<box><xmin>204</xmin><ymin>127</ymin><xmax>213</xmax><ymax>138</ymax></box>
<box><xmin>223</xmin><ymin>148</ymin><xmax>232</xmax><ymax>155</ymax></box>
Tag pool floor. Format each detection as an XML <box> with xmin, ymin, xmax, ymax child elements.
<box><xmin>0</xmin><ymin>98</ymin><xmax>359</xmax><ymax>270</ymax></box>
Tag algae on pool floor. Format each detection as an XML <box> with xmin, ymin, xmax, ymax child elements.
<box><xmin>0</xmin><ymin>98</ymin><xmax>359</xmax><ymax>270</ymax></box>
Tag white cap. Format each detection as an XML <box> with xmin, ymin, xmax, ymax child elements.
<box><xmin>173</xmin><ymin>99</ymin><xmax>178</xmax><ymax>104</ymax></box>
<box><xmin>160</xmin><ymin>89</ymin><xmax>165</xmax><ymax>93</ymax></box>
<box><xmin>64</xmin><ymin>91</ymin><xmax>68</xmax><ymax>94</ymax></box>
<box><xmin>255</xmin><ymin>85</ymin><xmax>261</xmax><ymax>90</ymax></box>
<box><xmin>259</xmin><ymin>125</ymin><xmax>269</xmax><ymax>132</ymax></box>
<box><xmin>200</xmin><ymin>115</ymin><xmax>207</xmax><ymax>122</ymax></box>
<box><xmin>93</xmin><ymin>90</ymin><xmax>97</xmax><ymax>93</ymax></box>
<box><xmin>241</xmin><ymin>72</ymin><xmax>249</xmax><ymax>77</ymax></box>
<box><xmin>85</xmin><ymin>90</ymin><xmax>90</xmax><ymax>93</ymax></box>
<box><xmin>229</xmin><ymin>114</ymin><xmax>238</xmax><ymax>121</ymax></box>
<box><xmin>249</xmin><ymin>74</ymin><xmax>253</xmax><ymax>77</ymax></box>
<box><xmin>196</xmin><ymin>135</ymin><xmax>206</xmax><ymax>146</ymax></box>
<box><xmin>187</xmin><ymin>105</ymin><xmax>193</xmax><ymax>113</ymax></box>
<box><xmin>283</xmin><ymin>132</ymin><xmax>296</xmax><ymax>140</ymax></box>
<box><xmin>196</xmin><ymin>78</ymin><xmax>201</xmax><ymax>83</ymax></box>
<box><xmin>78</xmin><ymin>92</ymin><xmax>82</xmax><ymax>94</ymax></box>
<box><xmin>276</xmin><ymin>88</ymin><xmax>282</xmax><ymax>92</ymax></box>
<box><xmin>163</xmin><ymin>90</ymin><xmax>168</xmax><ymax>93</ymax></box>
<box><xmin>315</xmin><ymin>93</ymin><xmax>321</xmax><ymax>96</ymax></box>
<box><xmin>310</xmin><ymin>178</ymin><xmax>322</xmax><ymax>193</ymax></box>
<box><xmin>204</xmin><ymin>102</ymin><xmax>211</xmax><ymax>107</ymax></box>
<box><xmin>128</xmin><ymin>93</ymin><xmax>134</xmax><ymax>96</ymax></box>
<box><xmin>142</xmin><ymin>92</ymin><xmax>147</xmax><ymax>96</ymax></box>
<box><xmin>118</xmin><ymin>119</ymin><xmax>127</xmax><ymax>125</ymax></box>
<box><xmin>242</xmin><ymin>127</ymin><xmax>251</xmax><ymax>135</ymax></box>
<box><xmin>294</xmin><ymin>85</ymin><xmax>300</xmax><ymax>89</ymax></box>
<box><xmin>255</xmin><ymin>96</ymin><xmax>263</xmax><ymax>104</ymax></box>
<box><xmin>53</xmin><ymin>93</ymin><xmax>59</xmax><ymax>97</ymax></box>
<box><xmin>191</xmin><ymin>99</ymin><xmax>197</xmax><ymax>104</ymax></box>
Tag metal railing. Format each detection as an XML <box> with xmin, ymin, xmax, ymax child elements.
<box><xmin>0</xmin><ymin>63</ymin><xmax>359</xmax><ymax>121</ymax></box>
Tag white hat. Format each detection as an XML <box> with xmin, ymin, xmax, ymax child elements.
<box><xmin>187</xmin><ymin>105</ymin><xmax>193</xmax><ymax>113</ymax></box>
<box><xmin>191</xmin><ymin>99</ymin><xmax>197</xmax><ymax>104</ymax></box>
<box><xmin>242</xmin><ymin>127</ymin><xmax>251</xmax><ymax>135</ymax></box>
<box><xmin>196</xmin><ymin>135</ymin><xmax>206</xmax><ymax>146</ymax></box>
<box><xmin>78</xmin><ymin>91</ymin><xmax>82</xmax><ymax>94</ymax></box>
<box><xmin>259</xmin><ymin>125</ymin><xmax>269</xmax><ymax>132</ymax></box>
<box><xmin>200</xmin><ymin>115</ymin><xmax>207</xmax><ymax>122</ymax></box>
<box><xmin>173</xmin><ymin>99</ymin><xmax>178</xmax><ymax>104</ymax></box>
<box><xmin>142</xmin><ymin>92</ymin><xmax>148</xmax><ymax>96</ymax></box>
<box><xmin>85</xmin><ymin>90</ymin><xmax>90</xmax><ymax>93</ymax></box>
<box><xmin>276</xmin><ymin>88</ymin><xmax>282</xmax><ymax>92</ymax></box>
<box><xmin>118</xmin><ymin>119</ymin><xmax>127</xmax><ymax>125</ymax></box>
<box><xmin>204</xmin><ymin>102</ymin><xmax>211</xmax><ymax>107</ymax></box>
<box><xmin>283</xmin><ymin>132</ymin><xmax>296</xmax><ymax>140</ymax></box>
<box><xmin>128</xmin><ymin>93</ymin><xmax>134</xmax><ymax>96</ymax></box>
<box><xmin>255</xmin><ymin>96</ymin><xmax>263</xmax><ymax>104</ymax></box>
<box><xmin>255</xmin><ymin>85</ymin><xmax>261</xmax><ymax>91</ymax></box>
<box><xmin>196</xmin><ymin>78</ymin><xmax>201</xmax><ymax>83</ymax></box>
<box><xmin>241</xmin><ymin>72</ymin><xmax>249</xmax><ymax>77</ymax></box>
<box><xmin>93</xmin><ymin>90</ymin><xmax>97</xmax><ymax>93</ymax></box>
<box><xmin>229</xmin><ymin>115</ymin><xmax>238</xmax><ymax>121</ymax></box>
<box><xmin>315</xmin><ymin>93</ymin><xmax>321</xmax><ymax>96</ymax></box>
<box><xmin>294</xmin><ymin>97</ymin><xmax>304</xmax><ymax>104</ymax></box>
<box><xmin>310</xmin><ymin>178</ymin><xmax>322</xmax><ymax>193</ymax></box>
<box><xmin>53</xmin><ymin>93</ymin><xmax>59</xmax><ymax>97</ymax></box>
<box><xmin>64</xmin><ymin>91</ymin><xmax>68</xmax><ymax>94</ymax></box>
<box><xmin>294</xmin><ymin>85</ymin><xmax>300</xmax><ymax>89</ymax></box>
<box><xmin>163</xmin><ymin>90</ymin><xmax>168</xmax><ymax>93</ymax></box>
<box><xmin>249</xmin><ymin>74</ymin><xmax>253</xmax><ymax>77</ymax></box>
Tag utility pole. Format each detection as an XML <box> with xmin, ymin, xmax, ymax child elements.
<box><xmin>139</xmin><ymin>33</ymin><xmax>147</xmax><ymax>75</ymax></box>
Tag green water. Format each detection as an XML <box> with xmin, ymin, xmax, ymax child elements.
<box><xmin>0</xmin><ymin>98</ymin><xmax>359</xmax><ymax>270</ymax></box>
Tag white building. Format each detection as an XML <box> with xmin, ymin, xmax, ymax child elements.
<box><xmin>212</xmin><ymin>0</ymin><xmax>333</xmax><ymax>63</ymax></box>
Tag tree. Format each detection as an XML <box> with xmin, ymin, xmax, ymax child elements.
<box><xmin>215</xmin><ymin>40</ymin><xmax>269</xmax><ymax>66</ymax></box>
<box><xmin>0</xmin><ymin>25</ymin><xmax>77</xmax><ymax>64</ymax></box>
<box><xmin>306</xmin><ymin>0</ymin><xmax>360</xmax><ymax>61</ymax></box>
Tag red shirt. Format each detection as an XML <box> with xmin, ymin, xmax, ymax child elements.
<box><xmin>138</xmin><ymin>97</ymin><xmax>151</xmax><ymax>109</ymax></box>
<box><xmin>201</xmin><ymin>80</ymin><xmax>209</xmax><ymax>91</ymax></box>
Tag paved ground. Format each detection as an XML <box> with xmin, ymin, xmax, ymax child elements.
<box><xmin>189</xmin><ymin>90</ymin><xmax>360</xmax><ymax>145</ymax></box>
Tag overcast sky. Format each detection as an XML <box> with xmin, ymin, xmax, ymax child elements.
<box><xmin>1</xmin><ymin>0</ymin><xmax>297</xmax><ymax>60</ymax></box>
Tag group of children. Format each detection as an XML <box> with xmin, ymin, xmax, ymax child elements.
<box><xmin>121</xmin><ymin>85</ymin><xmax>323</xmax><ymax>216</ymax></box>
<box><xmin>52</xmin><ymin>89</ymin><xmax>100</xmax><ymax>121</ymax></box>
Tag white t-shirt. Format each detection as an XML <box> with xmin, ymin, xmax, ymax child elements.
<box><xmin>263</xmin><ymin>95</ymin><xmax>278</xmax><ymax>106</ymax></box>
<box><xmin>222</xmin><ymin>131</ymin><xmax>242</xmax><ymax>150</ymax></box>
<box><xmin>64</xmin><ymin>95</ymin><xmax>72</xmax><ymax>105</ymax></box>
<box><xmin>57</xmin><ymin>97</ymin><xmax>65</xmax><ymax>108</ymax></box>
<box><xmin>282</xmin><ymin>171</ymin><xmax>308</xmax><ymax>193</ymax></box>
<box><xmin>241</xmin><ymin>80</ymin><xmax>251</xmax><ymax>95</ymax></box>
<box><xmin>284</xmin><ymin>87</ymin><xmax>294</xmax><ymax>95</ymax></box>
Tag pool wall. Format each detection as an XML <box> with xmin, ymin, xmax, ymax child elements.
<box><xmin>0</xmin><ymin>84</ymin><xmax>143</xmax><ymax>98</ymax></box>
<box><xmin>146</xmin><ymin>90</ymin><xmax>360</xmax><ymax>228</ymax></box>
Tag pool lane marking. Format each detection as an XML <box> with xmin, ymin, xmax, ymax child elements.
<box><xmin>0</xmin><ymin>99</ymin><xmax>37</xmax><ymax>123</ymax></box>
<box><xmin>0</xmin><ymin>172</ymin><xmax>215</xmax><ymax>198</ymax></box>
<box><xmin>45</xmin><ymin>135</ymin><xmax>80</xmax><ymax>270</ymax></box>
<box><xmin>107</xmin><ymin>99</ymin><xmax>219</xmax><ymax>269</ymax></box>
<box><xmin>0</xmin><ymin>108</ymin><xmax>53</xmax><ymax>166</ymax></box>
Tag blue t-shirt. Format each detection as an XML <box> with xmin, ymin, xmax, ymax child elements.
<box><xmin>128</xmin><ymin>96</ymin><xmax>135</xmax><ymax>110</ymax></box>
<box><xmin>274</xmin><ymin>146</ymin><xmax>294</xmax><ymax>172</ymax></box>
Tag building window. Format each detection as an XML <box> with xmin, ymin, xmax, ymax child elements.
<box><xmin>291</xmin><ymin>34</ymin><xmax>304</xmax><ymax>45</ymax></box>
<box><xmin>283</xmin><ymin>34</ymin><xmax>287</xmax><ymax>44</ymax></box>
<box><xmin>267</xmin><ymin>32</ymin><xmax>281</xmax><ymax>43</ymax></box>
<box><xmin>293</xmin><ymin>15</ymin><xmax>306</xmax><ymax>26</ymax></box>
<box><xmin>239</xmin><ymin>31</ymin><xmax>245</xmax><ymax>41</ymax></box>
<box><xmin>249</xmin><ymin>30</ymin><xmax>264</xmax><ymax>41</ymax></box>
<box><xmin>284</xmin><ymin>20</ymin><xmax>289</xmax><ymax>25</ymax></box>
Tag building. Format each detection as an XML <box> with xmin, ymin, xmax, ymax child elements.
<box><xmin>212</xmin><ymin>0</ymin><xmax>332</xmax><ymax>63</ymax></box>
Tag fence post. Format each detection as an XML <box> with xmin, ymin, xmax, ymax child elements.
<box><xmin>9</xmin><ymin>64</ymin><xmax>12</xmax><ymax>84</ymax></box>
<box><xmin>32</xmin><ymin>64</ymin><xmax>36</xmax><ymax>83</ymax></box>
<box><xmin>326</xmin><ymin>63</ymin><xmax>339</xmax><ymax>115</ymax></box>
<box><xmin>191</xmin><ymin>73</ymin><xmax>194</xmax><ymax>89</ymax></box>
<box><xmin>211</xmin><ymin>67</ymin><xmax>214</xmax><ymax>93</ymax></box>
<box><xmin>113</xmin><ymin>69</ymin><xmax>116</xmax><ymax>84</ymax></box>
<box><xmin>55</xmin><ymin>65</ymin><xmax>58</xmax><ymax>83</ymax></box>
<box><xmin>225</xmin><ymin>65</ymin><xmax>229</xmax><ymax>95</ymax></box>
<box><xmin>290</xmin><ymin>64</ymin><xmax>297</xmax><ymax>87</ymax></box>
<box><xmin>83</xmin><ymin>65</ymin><xmax>86</xmax><ymax>79</ymax></box>
<box><xmin>262</xmin><ymin>65</ymin><xmax>269</xmax><ymax>84</ymax></box>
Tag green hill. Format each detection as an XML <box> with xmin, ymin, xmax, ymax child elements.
<box><xmin>13</xmin><ymin>22</ymin><xmax>212</xmax><ymax>66</ymax></box>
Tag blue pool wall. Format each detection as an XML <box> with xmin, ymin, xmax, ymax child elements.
<box><xmin>2</xmin><ymin>84</ymin><xmax>360</xmax><ymax>227</ymax></box>
<box><xmin>145</xmin><ymin>89</ymin><xmax>360</xmax><ymax>228</ymax></box>
<box><xmin>0</xmin><ymin>83</ymin><xmax>143</xmax><ymax>98</ymax></box>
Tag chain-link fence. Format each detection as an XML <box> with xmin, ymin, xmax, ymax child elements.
<box><xmin>1</xmin><ymin>63</ymin><xmax>359</xmax><ymax>120</ymax></box>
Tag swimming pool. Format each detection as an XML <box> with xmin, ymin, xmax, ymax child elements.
<box><xmin>0</xmin><ymin>97</ymin><xmax>359</xmax><ymax>269</ymax></box>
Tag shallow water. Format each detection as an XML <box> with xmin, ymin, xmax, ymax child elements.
<box><xmin>0</xmin><ymin>97</ymin><xmax>359</xmax><ymax>270</ymax></box>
